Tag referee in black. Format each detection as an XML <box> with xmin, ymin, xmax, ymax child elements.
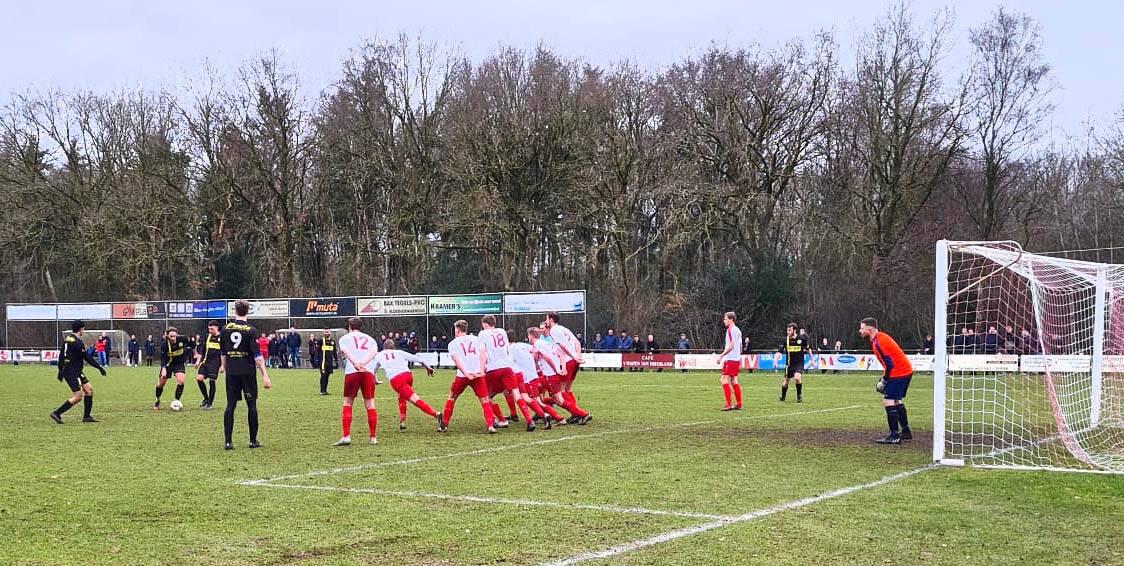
<box><xmin>50</xmin><ymin>320</ymin><xmax>107</xmax><ymax>424</ymax></box>
<box><xmin>220</xmin><ymin>300</ymin><xmax>272</xmax><ymax>450</ymax></box>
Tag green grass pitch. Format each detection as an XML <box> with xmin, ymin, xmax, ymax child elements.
<box><xmin>1</xmin><ymin>365</ymin><xmax>1121</xmax><ymax>565</ymax></box>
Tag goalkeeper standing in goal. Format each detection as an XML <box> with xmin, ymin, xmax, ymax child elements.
<box><xmin>859</xmin><ymin>317</ymin><xmax>914</xmax><ymax>444</ymax></box>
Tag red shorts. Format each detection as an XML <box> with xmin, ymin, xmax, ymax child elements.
<box><xmin>544</xmin><ymin>374</ymin><xmax>563</xmax><ymax>394</ymax></box>
<box><xmin>343</xmin><ymin>371</ymin><xmax>376</xmax><ymax>399</ymax></box>
<box><xmin>485</xmin><ymin>368</ymin><xmax>516</xmax><ymax>395</ymax></box>
<box><xmin>722</xmin><ymin>360</ymin><xmax>741</xmax><ymax>378</ymax></box>
<box><xmin>450</xmin><ymin>375</ymin><xmax>489</xmax><ymax>399</ymax></box>
<box><xmin>562</xmin><ymin>360</ymin><xmax>579</xmax><ymax>382</ymax></box>
<box><xmin>522</xmin><ymin>378</ymin><xmax>541</xmax><ymax>397</ymax></box>
<box><xmin>389</xmin><ymin>372</ymin><xmax>413</xmax><ymax>395</ymax></box>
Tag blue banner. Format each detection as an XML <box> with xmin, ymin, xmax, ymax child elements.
<box><xmin>193</xmin><ymin>301</ymin><xmax>227</xmax><ymax>319</ymax></box>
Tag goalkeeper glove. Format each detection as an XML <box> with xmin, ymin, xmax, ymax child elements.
<box><xmin>875</xmin><ymin>377</ymin><xmax>886</xmax><ymax>393</ymax></box>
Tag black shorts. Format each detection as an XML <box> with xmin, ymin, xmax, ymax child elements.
<box><xmin>62</xmin><ymin>372</ymin><xmax>88</xmax><ymax>392</ymax></box>
<box><xmin>883</xmin><ymin>375</ymin><xmax>912</xmax><ymax>401</ymax></box>
<box><xmin>199</xmin><ymin>363</ymin><xmax>221</xmax><ymax>379</ymax></box>
<box><xmin>165</xmin><ymin>364</ymin><xmax>187</xmax><ymax>375</ymax></box>
<box><xmin>225</xmin><ymin>373</ymin><xmax>258</xmax><ymax>403</ymax></box>
<box><xmin>786</xmin><ymin>360</ymin><xmax>805</xmax><ymax>378</ymax></box>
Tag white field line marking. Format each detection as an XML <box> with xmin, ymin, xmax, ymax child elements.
<box><xmin>543</xmin><ymin>465</ymin><xmax>935</xmax><ymax>566</ymax></box>
<box><xmin>237</xmin><ymin>405</ymin><xmax>866</xmax><ymax>485</ymax></box>
<box><xmin>252</xmin><ymin>482</ymin><xmax>729</xmax><ymax>520</ymax></box>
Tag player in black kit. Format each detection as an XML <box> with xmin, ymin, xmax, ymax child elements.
<box><xmin>154</xmin><ymin>327</ymin><xmax>190</xmax><ymax>410</ymax></box>
<box><xmin>220</xmin><ymin>300</ymin><xmax>272</xmax><ymax>450</ymax></box>
<box><xmin>194</xmin><ymin>321</ymin><xmax>223</xmax><ymax>409</ymax></box>
<box><xmin>780</xmin><ymin>323</ymin><xmax>809</xmax><ymax>402</ymax></box>
<box><xmin>50</xmin><ymin>320</ymin><xmax>107</xmax><ymax>423</ymax></box>
<box><xmin>318</xmin><ymin>329</ymin><xmax>337</xmax><ymax>395</ymax></box>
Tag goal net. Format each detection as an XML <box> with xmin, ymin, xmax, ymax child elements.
<box><xmin>934</xmin><ymin>240</ymin><xmax>1124</xmax><ymax>473</ymax></box>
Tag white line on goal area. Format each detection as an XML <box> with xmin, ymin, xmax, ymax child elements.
<box><xmin>542</xmin><ymin>465</ymin><xmax>935</xmax><ymax>566</ymax></box>
<box><xmin>237</xmin><ymin>405</ymin><xmax>865</xmax><ymax>486</ymax></box>
<box><xmin>252</xmin><ymin>483</ymin><xmax>729</xmax><ymax>520</ymax></box>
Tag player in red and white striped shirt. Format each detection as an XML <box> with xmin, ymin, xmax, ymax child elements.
<box><xmin>367</xmin><ymin>340</ymin><xmax>444</xmax><ymax>432</ymax></box>
<box><xmin>715</xmin><ymin>311</ymin><xmax>744</xmax><ymax>411</ymax></box>
<box><xmin>441</xmin><ymin>319</ymin><xmax>497</xmax><ymax>434</ymax></box>
<box><xmin>543</xmin><ymin>312</ymin><xmax>591</xmax><ymax>422</ymax></box>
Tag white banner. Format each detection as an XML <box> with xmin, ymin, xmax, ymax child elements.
<box><xmin>582</xmin><ymin>352</ymin><xmax>622</xmax><ymax>369</ymax></box>
<box><xmin>818</xmin><ymin>353</ymin><xmax>884</xmax><ymax>372</ymax></box>
<box><xmin>1105</xmin><ymin>355</ymin><xmax>1124</xmax><ymax>373</ymax></box>
<box><xmin>907</xmin><ymin>354</ymin><xmax>934</xmax><ymax>372</ymax></box>
<box><xmin>228</xmin><ymin>300</ymin><xmax>290</xmax><ymax>318</ymax></box>
<box><xmin>504</xmin><ymin>292</ymin><xmax>586</xmax><ymax>314</ymax></box>
<box><xmin>357</xmin><ymin>296</ymin><xmax>428</xmax><ymax>317</ymax></box>
<box><xmin>6</xmin><ymin>304</ymin><xmax>57</xmax><ymax>321</ymax></box>
<box><xmin>41</xmin><ymin>349</ymin><xmax>59</xmax><ymax>362</ymax></box>
<box><xmin>948</xmin><ymin>354</ymin><xmax>1020</xmax><ymax>372</ymax></box>
<box><xmin>57</xmin><ymin>303</ymin><xmax>112</xmax><ymax>320</ymax></box>
<box><xmin>416</xmin><ymin>352</ymin><xmax>441</xmax><ymax>367</ymax></box>
<box><xmin>674</xmin><ymin>354</ymin><xmax>722</xmax><ymax>370</ymax></box>
<box><xmin>1019</xmin><ymin>355</ymin><xmax>1091</xmax><ymax>373</ymax></box>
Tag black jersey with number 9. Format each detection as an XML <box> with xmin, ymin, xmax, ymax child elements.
<box><xmin>221</xmin><ymin>321</ymin><xmax>260</xmax><ymax>375</ymax></box>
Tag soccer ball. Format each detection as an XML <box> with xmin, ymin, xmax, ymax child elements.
<box><xmin>170</xmin><ymin>400</ymin><xmax>183</xmax><ymax>412</ymax></box>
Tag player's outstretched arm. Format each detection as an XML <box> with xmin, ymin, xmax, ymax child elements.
<box><xmin>254</xmin><ymin>354</ymin><xmax>271</xmax><ymax>389</ymax></box>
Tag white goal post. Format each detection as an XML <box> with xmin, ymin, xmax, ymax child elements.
<box><xmin>933</xmin><ymin>240</ymin><xmax>1124</xmax><ymax>473</ymax></box>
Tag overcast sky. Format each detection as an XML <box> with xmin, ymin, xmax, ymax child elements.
<box><xmin>3</xmin><ymin>0</ymin><xmax>1122</xmax><ymax>143</ymax></box>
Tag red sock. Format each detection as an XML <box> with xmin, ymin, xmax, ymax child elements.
<box><xmin>528</xmin><ymin>399</ymin><xmax>547</xmax><ymax>419</ymax></box>
<box><xmin>491</xmin><ymin>402</ymin><xmax>505</xmax><ymax>422</ymax></box>
<box><xmin>366</xmin><ymin>407</ymin><xmax>378</xmax><ymax>438</ymax></box>
<box><xmin>542</xmin><ymin>403</ymin><xmax>563</xmax><ymax>420</ymax></box>
<box><xmin>413</xmin><ymin>398</ymin><xmax>437</xmax><ymax>417</ymax></box>
<box><xmin>722</xmin><ymin>383</ymin><xmax>733</xmax><ymax>407</ymax></box>
<box><xmin>732</xmin><ymin>383</ymin><xmax>743</xmax><ymax>408</ymax></box>
<box><xmin>442</xmin><ymin>399</ymin><xmax>456</xmax><ymax>426</ymax></box>
<box><xmin>341</xmin><ymin>405</ymin><xmax>353</xmax><ymax>437</ymax></box>
<box><xmin>398</xmin><ymin>398</ymin><xmax>408</xmax><ymax>421</ymax></box>
<box><xmin>504</xmin><ymin>391</ymin><xmax>518</xmax><ymax>417</ymax></box>
<box><xmin>562</xmin><ymin>391</ymin><xmax>586</xmax><ymax>413</ymax></box>
<box><xmin>542</xmin><ymin>396</ymin><xmax>556</xmax><ymax>406</ymax></box>
<box><xmin>516</xmin><ymin>399</ymin><xmax>533</xmax><ymax>422</ymax></box>
<box><xmin>481</xmin><ymin>402</ymin><xmax>495</xmax><ymax>428</ymax></box>
<box><xmin>560</xmin><ymin>398</ymin><xmax>588</xmax><ymax>418</ymax></box>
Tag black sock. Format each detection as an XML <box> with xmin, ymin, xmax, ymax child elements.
<box><xmin>780</xmin><ymin>385</ymin><xmax>788</xmax><ymax>399</ymax></box>
<box><xmin>83</xmin><ymin>395</ymin><xmax>93</xmax><ymax>418</ymax></box>
<box><xmin>224</xmin><ymin>401</ymin><xmax>237</xmax><ymax>443</ymax></box>
<box><xmin>796</xmin><ymin>383</ymin><xmax>803</xmax><ymax>397</ymax></box>
<box><xmin>155</xmin><ymin>385</ymin><xmax>164</xmax><ymax>402</ymax></box>
<box><xmin>885</xmin><ymin>405</ymin><xmax>900</xmax><ymax>436</ymax></box>
<box><xmin>197</xmin><ymin>380</ymin><xmax>209</xmax><ymax>401</ymax></box>
<box><xmin>55</xmin><ymin>400</ymin><xmax>75</xmax><ymax>415</ymax></box>
<box><xmin>319</xmin><ymin>372</ymin><xmax>329</xmax><ymax>394</ymax></box>
<box><xmin>246</xmin><ymin>398</ymin><xmax>259</xmax><ymax>443</ymax></box>
<box><xmin>208</xmin><ymin>380</ymin><xmax>216</xmax><ymax>404</ymax></box>
<box><xmin>898</xmin><ymin>404</ymin><xmax>910</xmax><ymax>431</ymax></box>
<box><xmin>174</xmin><ymin>384</ymin><xmax>184</xmax><ymax>401</ymax></box>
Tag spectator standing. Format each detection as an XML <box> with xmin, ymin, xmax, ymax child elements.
<box><xmin>104</xmin><ymin>334</ymin><xmax>113</xmax><ymax>366</ymax></box>
<box><xmin>819</xmin><ymin>337</ymin><xmax>831</xmax><ymax>374</ymax></box>
<box><xmin>592</xmin><ymin>333</ymin><xmax>604</xmax><ymax>351</ymax></box>
<box><xmin>984</xmin><ymin>326</ymin><xmax>999</xmax><ymax>354</ymax></box>
<box><xmin>677</xmin><ymin>333</ymin><xmax>691</xmax><ymax>373</ymax></box>
<box><xmin>833</xmin><ymin>340</ymin><xmax>843</xmax><ymax>374</ymax></box>
<box><xmin>924</xmin><ymin>335</ymin><xmax>935</xmax><ymax>355</ymax></box>
<box><xmin>429</xmin><ymin>335</ymin><xmax>440</xmax><ymax>352</ymax></box>
<box><xmin>127</xmin><ymin>335</ymin><xmax>140</xmax><ymax>367</ymax></box>
<box><xmin>286</xmin><ymin>329</ymin><xmax>301</xmax><ymax>368</ymax></box>
<box><xmin>308</xmin><ymin>333</ymin><xmax>322</xmax><ymax>370</ymax></box>
<box><xmin>742</xmin><ymin>336</ymin><xmax>753</xmax><ymax>373</ymax></box>
<box><xmin>619</xmin><ymin>332</ymin><xmax>633</xmax><ymax>372</ymax></box>
<box><xmin>257</xmin><ymin>334</ymin><xmax>271</xmax><ymax>367</ymax></box>
<box><xmin>1001</xmin><ymin>325</ymin><xmax>1017</xmax><ymax>354</ymax></box>
<box><xmin>95</xmin><ymin>334</ymin><xmax>108</xmax><ymax>367</ymax></box>
<box><xmin>603</xmin><ymin>329</ymin><xmax>618</xmax><ymax>353</ymax></box>
<box><xmin>144</xmin><ymin>335</ymin><xmax>156</xmax><ymax>366</ymax></box>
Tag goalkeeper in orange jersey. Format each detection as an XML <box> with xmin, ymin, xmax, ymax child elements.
<box><xmin>859</xmin><ymin>317</ymin><xmax>914</xmax><ymax>444</ymax></box>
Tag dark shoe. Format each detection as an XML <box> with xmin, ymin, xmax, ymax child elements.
<box><xmin>399</xmin><ymin>422</ymin><xmax>407</xmax><ymax>431</ymax></box>
<box><xmin>319</xmin><ymin>391</ymin><xmax>329</xmax><ymax>396</ymax></box>
<box><xmin>577</xmin><ymin>414</ymin><xmax>592</xmax><ymax>425</ymax></box>
<box><xmin>82</xmin><ymin>416</ymin><xmax>98</xmax><ymax>423</ymax></box>
<box><xmin>900</xmin><ymin>429</ymin><xmax>913</xmax><ymax>441</ymax></box>
<box><xmin>875</xmin><ymin>435</ymin><xmax>901</xmax><ymax>445</ymax></box>
<box><xmin>721</xmin><ymin>406</ymin><xmax>735</xmax><ymax>412</ymax></box>
<box><xmin>50</xmin><ymin>412</ymin><xmax>63</xmax><ymax>424</ymax></box>
<box><xmin>544</xmin><ymin>418</ymin><xmax>553</xmax><ymax>430</ymax></box>
<box><xmin>435</xmin><ymin>412</ymin><xmax>445</xmax><ymax>432</ymax></box>
<box><xmin>526</xmin><ymin>421</ymin><xmax>536</xmax><ymax>432</ymax></box>
<box><xmin>152</xmin><ymin>401</ymin><xmax>161</xmax><ymax>410</ymax></box>
<box><xmin>224</xmin><ymin>442</ymin><xmax>234</xmax><ymax>450</ymax></box>
<box><xmin>797</xmin><ymin>396</ymin><xmax>803</xmax><ymax>403</ymax></box>
<box><xmin>734</xmin><ymin>405</ymin><xmax>743</xmax><ymax>411</ymax></box>
<box><xmin>509</xmin><ymin>414</ymin><xmax>519</xmax><ymax>423</ymax></box>
<box><xmin>248</xmin><ymin>440</ymin><xmax>262</xmax><ymax>449</ymax></box>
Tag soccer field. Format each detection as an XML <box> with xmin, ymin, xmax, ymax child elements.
<box><xmin>1</xmin><ymin>366</ymin><xmax>1121</xmax><ymax>565</ymax></box>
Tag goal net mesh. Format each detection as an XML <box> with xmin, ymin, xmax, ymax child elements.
<box><xmin>942</xmin><ymin>241</ymin><xmax>1124</xmax><ymax>472</ymax></box>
